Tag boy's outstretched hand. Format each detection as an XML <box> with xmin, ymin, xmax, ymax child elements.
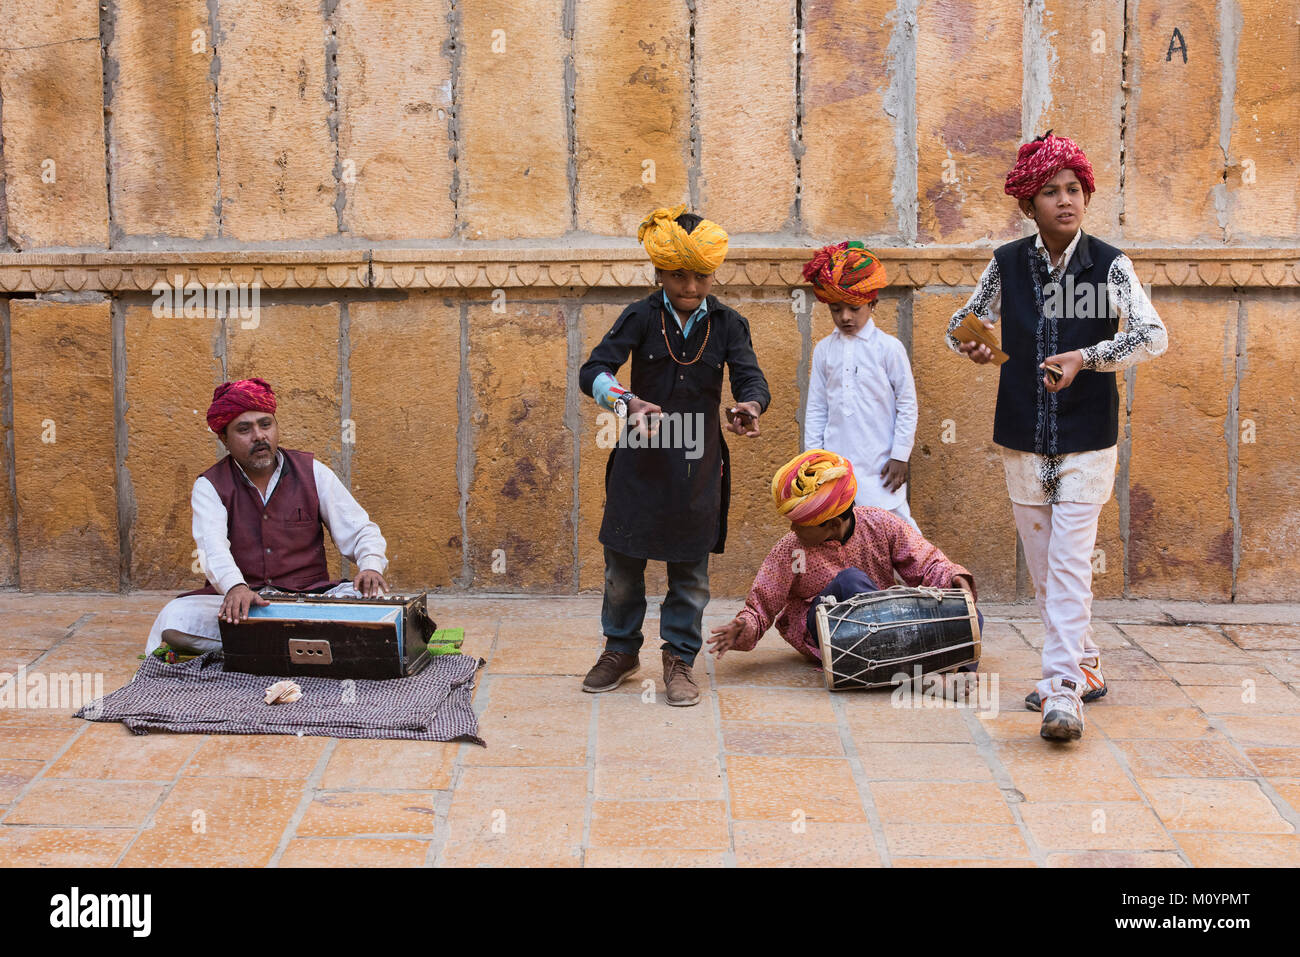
<box><xmin>880</xmin><ymin>458</ymin><xmax>909</xmax><ymax>492</ymax></box>
<box><xmin>708</xmin><ymin>617</ymin><xmax>745</xmax><ymax>658</ymax></box>
<box><xmin>1041</xmin><ymin>350</ymin><xmax>1084</xmax><ymax>392</ymax></box>
<box><xmin>726</xmin><ymin>401</ymin><xmax>762</xmax><ymax>437</ymax></box>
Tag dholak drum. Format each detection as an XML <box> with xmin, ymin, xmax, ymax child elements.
<box><xmin>813</xmin><ymin>586</ymin><xmax>981</xmax><ymax>691</ymax></box>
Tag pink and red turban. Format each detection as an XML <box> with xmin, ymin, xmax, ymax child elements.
<box><xmin>802</xmin><ymin>242</ymin><xmax>888</xmax><ymax>306</ymax></box>
<box><xmin>1003</xmin><ymin>131</ymin><xmax>1096</xmax><ymax>200</ymax></box>
<box><xmin>207</xmin><ymin>378</ymin><xmax>277</xmax><ymax>434</ymax></box>
<box><xmin>772</xmin><ymin>450</ymin><xmax>858</xmax><ymax>526</ymax></box>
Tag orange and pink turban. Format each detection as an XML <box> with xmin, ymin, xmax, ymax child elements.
<box><xmin>207</xmin><ymin>378</ymin><xmax>277</xmax><ymax>434</ymax></box>
<box><xmin>637</xmin><ymin>205</ymin><xmax>729</xmax><ymax>275</ymax></box>
<box><xmin>772</xmin><ymin>450</ymin><xmax>858</xmax><ymax>526</ymax></box>
<box><xmin>802</xmin><ymin>242</ymin><xmax>888</xmax><ymax>306</ymax></box>
<box><xmin>1003</xmin><ymin>130</ymin><xmax>1096</xmax><ymax>200</ymax></box>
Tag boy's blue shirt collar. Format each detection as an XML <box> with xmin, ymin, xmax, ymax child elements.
<box><xmin>661</xmin><ymin>289</ymin><xmax>709</xmax><ymax>338</ymax></box>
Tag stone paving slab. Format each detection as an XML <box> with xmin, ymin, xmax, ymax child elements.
<box><xmin>1</xmin><ymin>593</ymin><xmax>1298</xmax><ymax>867</ymax></box>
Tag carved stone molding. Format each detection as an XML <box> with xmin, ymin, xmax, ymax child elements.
<box><xmin>1</xmin><ymin>246</ymin><xmax>1296</xmax><ymax>293</ymax></box>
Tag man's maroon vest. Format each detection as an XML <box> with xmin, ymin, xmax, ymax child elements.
<box><xmin>186</xmin><ymin>448</ymin><xmax>338</xmax><ymax>596</ymax></box>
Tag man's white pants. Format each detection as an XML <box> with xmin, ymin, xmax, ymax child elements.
<box><xmin>144</xmin><ymin>583</ymin><xmax>363</xmax><ymax>655</ymax></box>
<box><xmin>1012</xmin><ymin>502</ymin><xmax>1103</xmax><ymax>701</ymax></box>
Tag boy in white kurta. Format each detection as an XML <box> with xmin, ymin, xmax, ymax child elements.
<box><xmin>803</xmin><ymin>242</ymin><xmax>919</xmax><ymax>529</ymax></box>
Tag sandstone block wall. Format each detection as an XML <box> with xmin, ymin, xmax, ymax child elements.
<box><xmin>0</xmin><ymin>0</ymin><xmax>1296</xmax><ymax>601</ymax></box>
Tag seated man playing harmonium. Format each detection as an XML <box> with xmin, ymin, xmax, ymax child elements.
<box><xmin>144</xmin><ymin>377</ymin><xmax>389</xmax><ymax>656</ymax></box>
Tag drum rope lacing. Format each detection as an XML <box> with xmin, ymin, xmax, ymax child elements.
<box><xmin>817</xmin><ymin>586</ymin><xmax>979</xmax><ymax>685</ymax></box>
<box><xmin>830</xmin><ymin>637</ymin><xmax>980</xmax><ymax>672</ymax></box>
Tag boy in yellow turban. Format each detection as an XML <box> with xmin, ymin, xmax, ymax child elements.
<box><xmin>708</xmin><ymin>450</ymin><xmax>980</xmax><ymax>665</ymax></box>
<box><xmin>578</xmin><ymin>206</ymin><xmax>770</xmax><ymax>706</ymax></box>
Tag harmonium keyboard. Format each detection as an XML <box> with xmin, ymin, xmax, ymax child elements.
<box><xmin>220</xmin><ymin>591</ymin><xmax>437</xmax><ymax>680</ymax></box>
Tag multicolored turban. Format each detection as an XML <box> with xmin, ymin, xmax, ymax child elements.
<box><xmin>771</xmin><ymin>450</ymin><xmax>858</xmax><ymax>526</ymax></box>
<box><xmin>637</xmin><ymin>205</ymin><xmax>729</xmax><ymax>275</ymax></box>
<box><xmin>1003</xmin><ymin>130</ymin><xmax>1096</xmax><ymax>200</ymax></box>
<box><xmin>802</xmin><ymin>241</ymin><xmax>888</xmax><ymax>306</ymax></box>
<box><xmin>206</xmin><ymin>378</ymin><xmax>277</xmax><ymax>434</ymax></box>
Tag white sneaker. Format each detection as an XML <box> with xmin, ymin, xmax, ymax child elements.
<box><xmin>1025</xmin><ymin>655</ymin><xmax>1106</xmax><ymax>711</ymax></box>
<box><xmin>1040</xmin><ymin>678</ymin><xmax>1084</xmax><ymax>741</ymax></box>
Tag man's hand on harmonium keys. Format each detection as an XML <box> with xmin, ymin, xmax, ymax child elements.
<box><xmin>353</xmin><ymin>569</ymin><xmax>389</xmax><ymax>598</ymax></box>
<box><xmin>219</xmin><ymin>582</ymin><xmax>269</xmax><ymax>624</ymax></box>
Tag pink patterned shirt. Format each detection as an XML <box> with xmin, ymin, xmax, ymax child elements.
<box><xmin>735</xmin><ymin>506</ymin><xmax>975</xmax><ymax>660</ymax></box>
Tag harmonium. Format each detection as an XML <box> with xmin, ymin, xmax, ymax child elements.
<box><xmin>220</xmin><ymin>591</ymin><xmax>437</xmax><ymax>680</ymax></box>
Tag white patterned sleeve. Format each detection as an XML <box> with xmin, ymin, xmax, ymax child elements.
<box><xmin>944</xmin><ymin>257</ymin><xmax>1001</xmax><ymax>355</ymax></box>
<box><xmin>1081</xmin><ymin>255</ymin><xmax>1169</xmax><ymax>371</ymax></box>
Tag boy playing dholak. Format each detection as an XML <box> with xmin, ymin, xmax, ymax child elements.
<box><xmin>578</xmin><ymin>205</ymin><xmax>770</xmax><ymax>706</ymax></box>
<box><xmin>946</xmin><ymin>131</ymin><xmax>1167</xmax><ymax>741</ymax></box>
<box><xmin>803</xmin><ymin>243</ymin><xmax>920</xmax><ymax>529</ymax></box>
<box><xmin>707</xmin><ymin>450</ymin><xmax>981</xmax><ymax>671</ymax></box>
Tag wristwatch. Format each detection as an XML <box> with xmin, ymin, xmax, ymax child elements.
<box><xmin>613</xmin><ymin>392</ymin><xmax>636</xmax><ymax>418</ymax></box>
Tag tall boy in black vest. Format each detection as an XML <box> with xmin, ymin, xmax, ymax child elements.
<box><xmin>946</xmin><ymin>133</ymin><xmax>1167</xmax><ymax>741</ymax></box>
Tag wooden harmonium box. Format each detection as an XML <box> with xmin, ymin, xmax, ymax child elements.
<box><xmin>220</xmin><ymin>592</ymin><xmax>437</xmax><ymax>679</ymax></box>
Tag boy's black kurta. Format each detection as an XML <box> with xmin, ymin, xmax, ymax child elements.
<box><xmin>579</xmin><ymin>293</ymin><xmax>771</xmax><ymax>563</ymax></box>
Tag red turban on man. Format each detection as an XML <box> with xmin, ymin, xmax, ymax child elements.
<box><xmin>206</xmin><ymin>378</ymin><xmax>277</xmax><ymax>434</ymax></box>
<box><xmin>1003</xmin><ymin>130</ymin><xmax>1096</xmax><ymax>200</ymax></box>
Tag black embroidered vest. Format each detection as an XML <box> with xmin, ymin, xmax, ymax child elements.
<box><xmin>992</xmin><ymin>231</ymin><xmax>1124</xmax><ymax>455</ymax></box>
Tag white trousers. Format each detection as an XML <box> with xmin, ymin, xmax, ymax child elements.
<box><xmin>1012</xmin><ymin>502</ymin><xmax>1103</xmax><ymax>701</ymax></box>
<box><xmin>144</xmin><ymin>583</ymin><xmax>363</xmax><ymax>655</ymax></box>
<box><xmin>889</xmin><ymin>497</ymin><xmax>920</xmax><ymax>532</ymax></box>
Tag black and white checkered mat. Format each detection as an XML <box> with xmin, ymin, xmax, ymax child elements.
<box><xmin>77</xmin><ymin>652</ymin><xmax>485</xmax><ymax>745</ymax></box>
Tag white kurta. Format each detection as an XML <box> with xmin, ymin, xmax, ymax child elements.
<box><xmin>804</xmin><ymin>321</ymin><xmax>918</xmax><ymax>513</ymax></box>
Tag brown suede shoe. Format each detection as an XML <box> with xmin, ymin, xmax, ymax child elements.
<box><xmin>582</xmin><ymin>650</ymin><xmax>640</xmax><ymax>693</ymax></box>
<box><xmin>662</xmin><ymin>649</ymin><xmax>700</xmax><ymax>707</ymax></box>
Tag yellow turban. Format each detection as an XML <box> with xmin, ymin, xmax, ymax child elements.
<box><xmin>772</xmin><ymin>450</ymin><xmax>858</xmax><ymax>526</ymax></box>
<box><xmin>637</xmin><ymin>205</ymin><xmax>729</xmax><ymax>275</ymax></box>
